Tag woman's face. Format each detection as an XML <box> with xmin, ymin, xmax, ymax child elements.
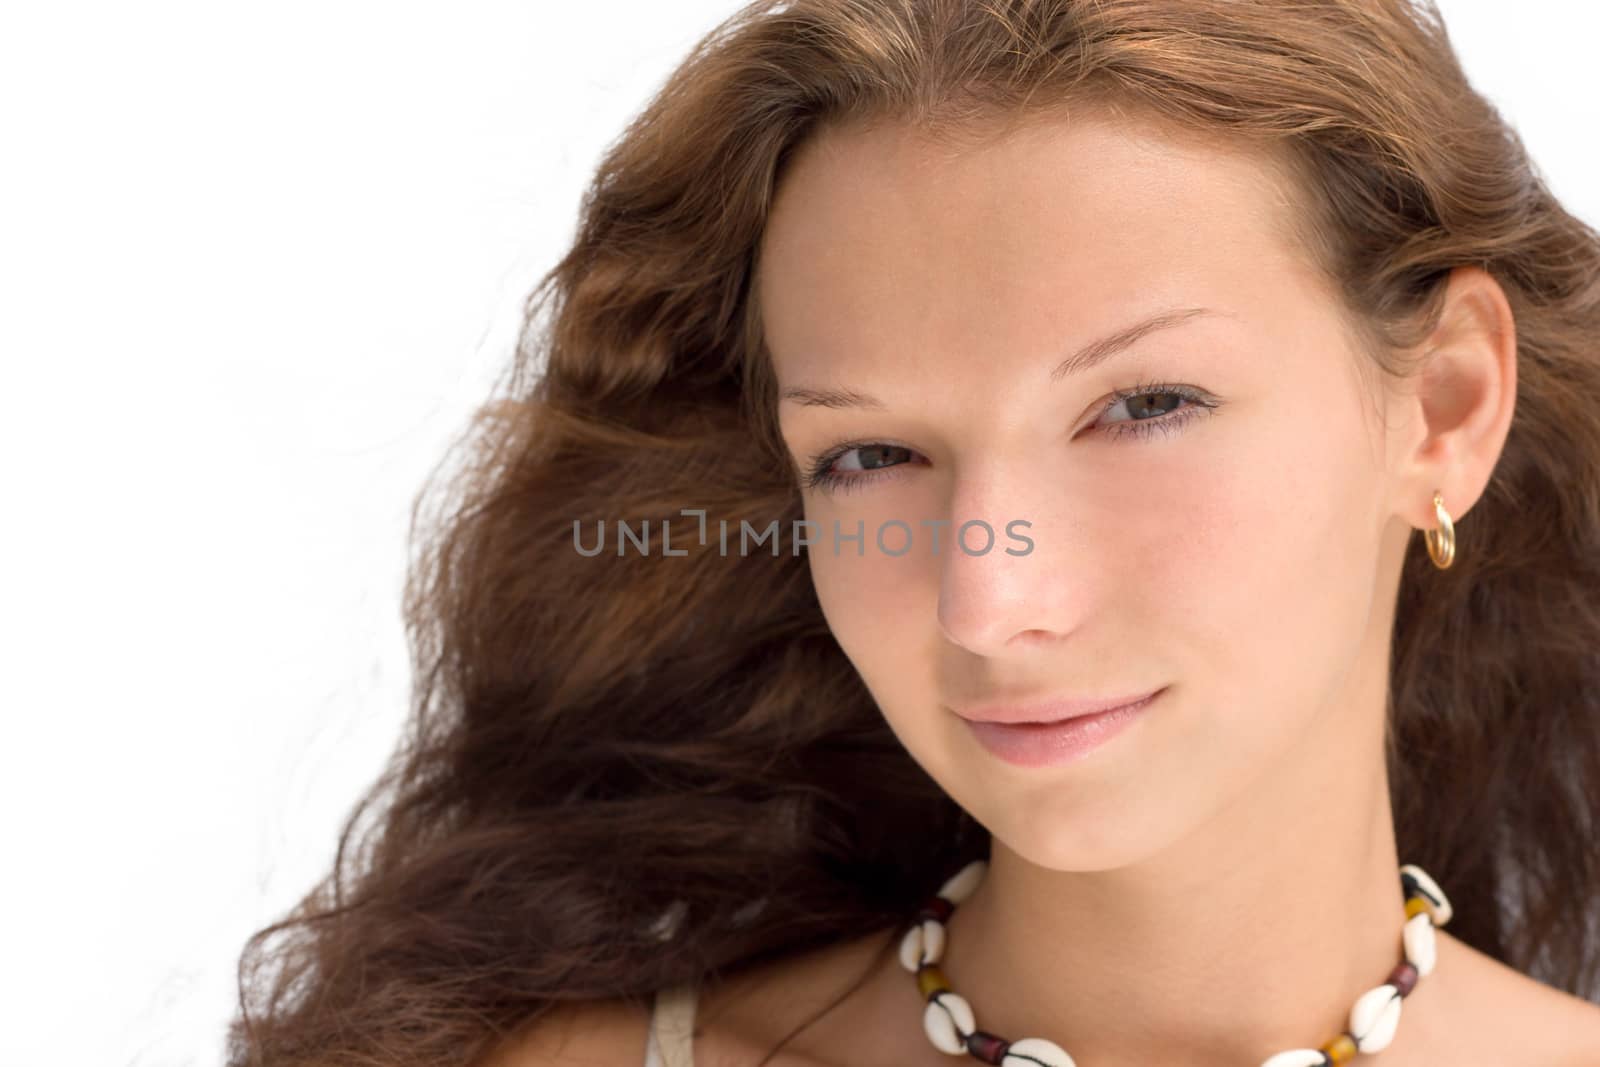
<box><xmin>757</xmin><ymin>112</ymin><xmax>1413</xmax><ymax>871</ymax></box>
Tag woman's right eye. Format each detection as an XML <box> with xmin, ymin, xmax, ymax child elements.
<box><xmin>801</xmin><ymin>442</ymin><xmax>919</xmax><ymax>494</ymax></box>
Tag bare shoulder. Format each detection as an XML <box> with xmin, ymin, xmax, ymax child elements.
<box><xmin>1529</xmin><ymin>982</ymin><xmax>1600</xmax><ymax>1067</ymax></box>
<box><xmin>473</xmin><ymin>995</ymin><xmax>652</xmax><ymax>1067</ymax></box>
<box><xmin>1521</xmin><ymin>978</ymin><xmax>1600</xmax><ymax>1066</ymax></box>
<box><xmin>1435</xmin><ymin>929</ymin><xmax>1600</xmax><ymax>1067</ymax></box>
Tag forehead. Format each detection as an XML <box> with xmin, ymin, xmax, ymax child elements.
<box><xmin>756</xmin><ymin>112</ymin><xmax>1315</xmax><ymax>381</ymax></box>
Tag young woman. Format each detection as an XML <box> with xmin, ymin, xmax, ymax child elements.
<box><xmin>230</xmin><ymin>2</ymin><xmax>1600</xmax><ymax>1065</ymax></box>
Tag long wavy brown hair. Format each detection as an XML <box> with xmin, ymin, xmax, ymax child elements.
<box><xmin>228</xmin><ymin>1</ymin><xmax>1600</xmax><ymax>1064</ymax></box>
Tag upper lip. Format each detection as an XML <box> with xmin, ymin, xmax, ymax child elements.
<box><xmin>953</xmin><ymin>686</ymin><xmax>1163</xmax><ymax>725</ymax></box>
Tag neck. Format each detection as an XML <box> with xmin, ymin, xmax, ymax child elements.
<box><xmin>938</xmin><ymin>679</ymin><xmax>1435</xmax><ymax>1065</ymax></box>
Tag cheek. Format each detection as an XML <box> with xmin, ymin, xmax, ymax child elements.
<box><xmin>1155</xmin><ymin>383</ymin><xmax>1383</xmax><ymax>772</ymax></box>
<box><xmin>807</xmin><ymin>526</ymin><xmax>927</xmax><ymax>679</ymax></box>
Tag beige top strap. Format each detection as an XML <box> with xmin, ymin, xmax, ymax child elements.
<box><xmin>646</xmin><ymin>982</ymin><xmax>697</xmax><ymax>1067</ymax></box>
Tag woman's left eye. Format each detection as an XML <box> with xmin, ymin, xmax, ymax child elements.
<box><xmin>799</xmin><ymin>381</ymin><xmax>1222</xmax><ymax>495</ymax></box>
<box><xmin>1098</xmin><ymin>381</ymin><xmax>1220</xmax><ymax>441</ymax></box>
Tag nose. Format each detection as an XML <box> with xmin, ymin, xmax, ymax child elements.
<box><xmin>934</xmin><ymin>483</ymin><xmax>1078</xmax><ymax>656</ymax></box>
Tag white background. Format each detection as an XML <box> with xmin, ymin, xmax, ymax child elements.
<box><xmin>1</xmin><ymin>2</ymin><xmax>1594</xmax><ymax>1064</ymax></box>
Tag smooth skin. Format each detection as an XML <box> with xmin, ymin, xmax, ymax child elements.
<box><xmin>488</xmin><ymin>113</ymin><xmax>1600</xmax><ymax>1066</ymax></box>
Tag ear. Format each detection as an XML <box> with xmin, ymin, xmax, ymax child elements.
<box><xmin>1389</xmin><ymin>265</ymin><xmax>1518</xmax><ymax>530</ymax></box>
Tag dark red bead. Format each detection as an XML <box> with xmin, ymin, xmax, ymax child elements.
<box><xmin>916</xmin><ymin>895</ymin><xmax>956</xmax><ymax>923</ymax></box>
<box><xmin>1388</xmin><ymin>960</ymin><xmax>1420</xmax><ymax>996</ymax></box>
<box><xmin>963</xmin><ymin>1029</ymin><xmax>1010</xmax><ymax>1064</ymax></box>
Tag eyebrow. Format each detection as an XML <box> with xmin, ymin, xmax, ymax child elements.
<box><xmin>779</xmin><ymin>305</ymin><xmax>1219</xmax><ymax>410</ymax></box>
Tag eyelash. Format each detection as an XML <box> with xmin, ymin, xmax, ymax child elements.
<box><xmin>799</xmin><ymin>379</ymin><xmax>1220</xmax><ymax>495</ymax></box>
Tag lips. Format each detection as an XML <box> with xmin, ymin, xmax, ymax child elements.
<box><xmin>954</xmin><ymin>686</ymin><xmax>1166</xmax><ymax>725</ymax></box>
<box><xmin>962</xmin><ymin>690</ymin><xmax>1160</xmax><ymax>768</ymax></box>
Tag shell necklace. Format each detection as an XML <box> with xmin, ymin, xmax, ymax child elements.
<box><xmin>899</xmin><ymin>859</ymin><xmax>1453</xmax><ymax>1067</ymax></box>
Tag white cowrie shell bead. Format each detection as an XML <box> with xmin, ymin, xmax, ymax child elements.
<box><xmin>1400</xmin><ymin>864</ymin><xmax>1453</xmax><ymax>926</ymax></box>
<box><xmin>939</xmin><ymin>859</ymin><xmax>987</xmax><ymax>904</ymax></box>
<box><xmin>1403</xmin><ymin>911</ymin><xmax>1437</xmax><ymax>977</ymax></box>
<box><xmin>1001</xmin><ymin>1036</ymin><xmax>1078</xmax><ymax>1067</ymax></box>
<box><xmin>1259</xmin><ymin>1051</ymin><xmax>1330</xmax><ymax>1067</ymax></box>
<box><xmin>1349</xmin><ymin>983</ymin><xmax>1403</xmax><ymax>1053</ymax></box>
<box><xmin>923</xmin><ymin>991</ymin><xmax>976</xmax><ymax>1054</ymax></box>
<box><xmin>921</xmin><ymin>918</ymin><xmax>946</xmax><ymax>965</ymax></box>
<box><xmin>898</xmin><ymin>924</ymin><xmax>924</xmax><ymax>973</ymax></box>
<box><xmin>897</xmin><ymin>919</ymin><xmax>948</xmax><ymax>971</ymax></box>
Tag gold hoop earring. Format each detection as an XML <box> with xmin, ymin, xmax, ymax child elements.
<box><xmin>1424</xmin><ymin>490</ymin><xmax>1455</xmax><ymax>569</ymax></box>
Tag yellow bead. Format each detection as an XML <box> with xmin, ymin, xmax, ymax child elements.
<box><xmin>1405</xmin><ymin>896</ymin><xmax>1430</xmax><ymax>920</ymax></box>
<box><xmin>916</xmin><ymin>965</ymin><xmax>950</xmax><ymax>999</ymax></box>
<box><xmin>1322</xmin><ymin>1033</ymin><xmax>1358</xmax><ymax>1062</ymax></box>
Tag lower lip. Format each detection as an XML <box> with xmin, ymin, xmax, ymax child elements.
<box><xmin>963</xmin><ymin>689</ymin><xmax>1162</xmax><ymax>768</ymax></box>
